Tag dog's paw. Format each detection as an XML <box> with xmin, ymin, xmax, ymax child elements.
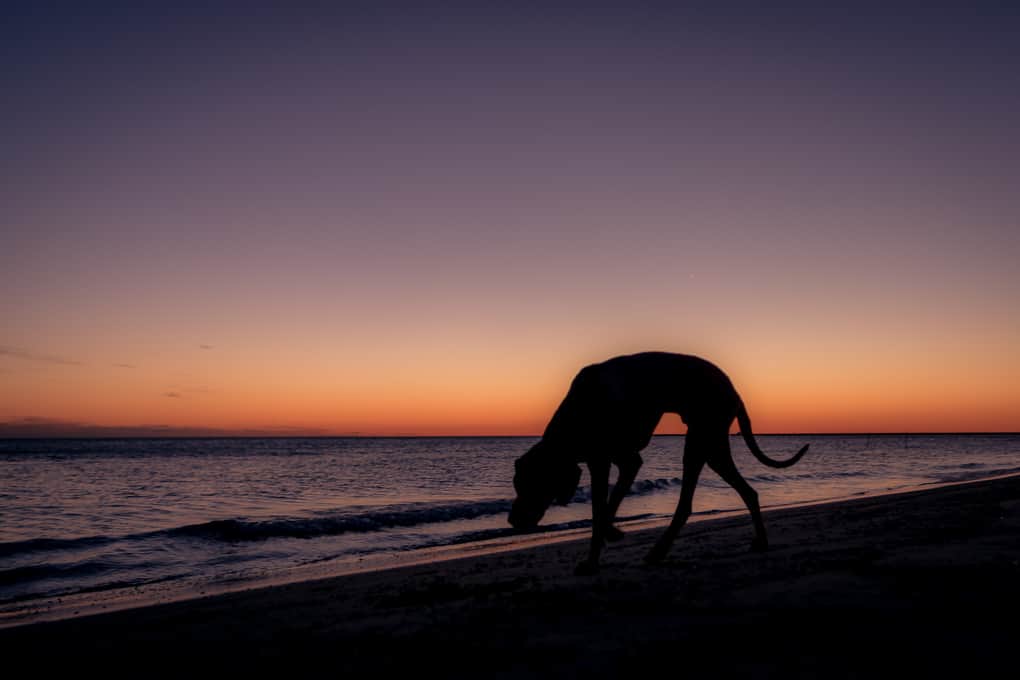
<box><xmin>605</xmin><ymin>525</ymin><xmax>625</xmax><ymax>543</ymax></box>
<box><xmin>574</xmin><ymin>559</ymin><xmax>600</xmax><ymax>576</ymax></box>
<box><xmin>750</xmin><ymin>536</ymin><xmax>768</xmax><ymax>553</ymax></box>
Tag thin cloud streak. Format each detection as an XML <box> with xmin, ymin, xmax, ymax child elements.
<box><xmin>0</xmin><ymin>346</ymin><xmax>81</xmax><ymax>366</ymax></box>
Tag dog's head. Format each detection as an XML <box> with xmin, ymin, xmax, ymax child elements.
<box><xmin>508</xmin><ymin>440</ymin><xmax>582</xmax><ymax>530</ymax></box>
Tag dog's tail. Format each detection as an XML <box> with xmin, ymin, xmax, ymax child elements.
<box><xmin>736</xmin><ymin>398</ymin><xmax>809</xmax><ymax>469</ymax></box>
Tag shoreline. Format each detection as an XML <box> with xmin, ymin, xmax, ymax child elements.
<box><xmin>3</xmin><ymin>470</ymin><xmax>1019</xmax><ymax>630</ymax></box>
<box><xmin>4</xmin><ymin>472</ymin><xmax>1020</xmax><ymax>676</ymax></box>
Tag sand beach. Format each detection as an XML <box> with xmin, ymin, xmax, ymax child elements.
<box><xmin>4</xmin><ymin>473</ymin><xmax>1019</xmax><ymax>677</ymax></box>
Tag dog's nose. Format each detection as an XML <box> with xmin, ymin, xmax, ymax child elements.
<box><xmin>508</xmin><ymin>501</ymin><xmax>539</xmax><ymax>530</ymax></box>
<box><xmin>508</xmin><ymin>503</ymin><xmax>525</xmax><ymax>529</ymax></box>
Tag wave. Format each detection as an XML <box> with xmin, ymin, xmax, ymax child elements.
<box><xmin>0</xmin><ymin>476</ymin><xmax>687</xmax><ymax>556</ymax></box>
<box><xmin>168</xmin><ymin>498</ymin><xmax>515</xmax><ymax>542</ymax></box>
<box><xmin>166</xmin><ymin>475</ymin><xmax>714</xmax><ymax>544</ymax></box>
<box><xmin>935</xmin><ymin>465</ymin><xmax>1020</xmax><ymax>484</ymax></box>
<box><xmin>0</xmin><ymin>473</ymin><xmax>647</xmax><ymax>557</ymax></box>
<box><xmin>6</xmin><ymin>465</ymin><xmax>1017</xmax><ymax>558</ymax></box>
<box><xmin>160</xmin><ymin>476</ymin><xmax>697</xmax><ymax>544</ymax></box>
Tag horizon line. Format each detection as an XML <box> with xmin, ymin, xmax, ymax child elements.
<box><xmin>1</xmin><ymin>431</ymin><xmax>1018</xmax><ymax>441</ymax></box>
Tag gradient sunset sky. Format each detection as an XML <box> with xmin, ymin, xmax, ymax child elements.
<box><xmin>3</xmin><ymin>2</ymin><xmax>1018</xmax><ymax>436</ymax></box>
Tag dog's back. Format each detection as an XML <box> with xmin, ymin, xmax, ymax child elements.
<box><xmin>543</xmin><ymin>352</ymin><xmax>740</xmax><ymax>451</ymax></box>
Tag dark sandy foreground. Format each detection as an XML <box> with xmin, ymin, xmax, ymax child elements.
<box><xmin>5</xmin><ymin>476</ymin><xmax>1020</xmax><ymax>678</ymax></box>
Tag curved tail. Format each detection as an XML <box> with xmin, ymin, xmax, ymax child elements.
<box><xmin>736</xmin><ymin>398</ymin><xmax>809</xmax><ymax>469</ymax></box>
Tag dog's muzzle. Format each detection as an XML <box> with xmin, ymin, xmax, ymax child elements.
<box><xmin>508</xmin><ymin>498</ymin><xmax>543</xmax><ymax>530</ymax></box>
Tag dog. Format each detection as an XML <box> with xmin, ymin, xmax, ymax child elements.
<box><xmin>508</xmin><ymin>352</ymin><xmax>809</xmax><ymax>574</ymax></box>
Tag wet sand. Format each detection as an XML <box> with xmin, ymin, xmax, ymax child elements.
<box><xmin>4</xmin><ymin>474</ymin><xmax>1020</xmax><ymax>677</ymax></box>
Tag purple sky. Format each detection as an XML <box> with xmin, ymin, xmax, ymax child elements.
<box><xmin>3</xmin><ymin>2</ymin><xmax>1019</xmax><ymax>434</ymax></box>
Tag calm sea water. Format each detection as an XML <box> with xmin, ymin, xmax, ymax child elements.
<box><xmin>2</xmin><ymin>434</ymin><xmax>1018</xmax><ymax>625</ymax></box>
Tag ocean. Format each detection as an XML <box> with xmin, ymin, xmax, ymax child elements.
<box><xmin>2</xmin><ymin>434</ymin><xmax>1018</xmax><ymax>626</ymax></box>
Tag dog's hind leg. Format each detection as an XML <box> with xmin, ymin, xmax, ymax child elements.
<box><xmin>644</xmin><ymin>434</ymin><xmax>707</xmax><ymax>563</ymax></box>
<box><xmin>707</xmin><ymin>441</ymin><xmax>768</xmax><ymax>552</ymax></box>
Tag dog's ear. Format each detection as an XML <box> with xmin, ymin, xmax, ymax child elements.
<box><xmin>554</xmin><ymin>464</ymin><xmax>582</xmax><ymax>505</ymax></box>
<box><xmin>513</xmin><ymin>456</ymin><xmax>526</xmax><ymax>493</ymax></box>
<box><xmin>521</xmin><ymin>440</ymin><xmax>546</xmax><ymax>461</ymax></box>
<box><xmin>515</xmin><ymin>440</ymin><xmax>545</xmax><ymax>477</ymax></box>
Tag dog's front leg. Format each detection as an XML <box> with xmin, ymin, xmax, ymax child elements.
<box><xmin>605</xmin><ymin>453</ymin><xmax>642</xmax><ymax>542</ymax></box>
<box><xmin>576</xmin><ymin>459</ymin><xmax>610</xmax><ymax>575</ymax></box>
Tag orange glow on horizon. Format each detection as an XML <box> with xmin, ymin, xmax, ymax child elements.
<box><xmin>2</xmin><ymin>345</ymin><xmax>1017</xmax><ymax>436</ymax></box>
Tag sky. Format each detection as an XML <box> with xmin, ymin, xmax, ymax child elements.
<box><xmin>2</xmin><ymin>1</ymin><xmax>1019</xmax><ymax>436</ymax></box>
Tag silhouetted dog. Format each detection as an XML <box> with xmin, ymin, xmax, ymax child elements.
<box><xmin>508</xmin><ymin>352</ymin><xmax>809</xmax><ymax>574</ymax></box>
